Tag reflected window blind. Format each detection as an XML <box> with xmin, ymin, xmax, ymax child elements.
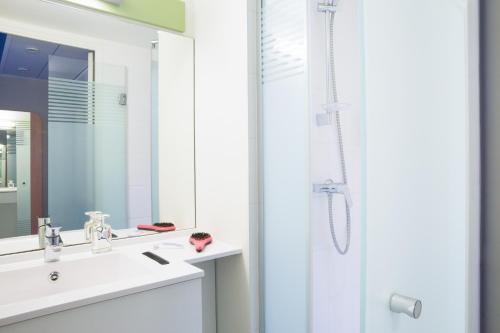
<box><xmin>261</xmin><ymin>0</ymin><xmax>306</xmax><ymax>83</ymax></box>
<box><xmin>49</xmin><ymin>77</ymin><xmax>126</xmax><ymax>126</ymax></box>
<box><xmin>49</xmin><ymin>78</ymin><xmax>95</xmax><ymax>124</ymax></box>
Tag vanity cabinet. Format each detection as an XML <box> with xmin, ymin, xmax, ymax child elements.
<box><xmin>0</xmin><ymin>191</ymin><xmax>17</xmax><ymax>238</ymax></box>
<box><xmin>0</xmin><ymin>278</ymin><xmax>202</xmax><ymax>333</ymax></box>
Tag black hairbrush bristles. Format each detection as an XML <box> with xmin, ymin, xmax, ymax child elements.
<box><xmin>191</xmin><ymin>232</ymin><xmax>211</xmax><ymax>240</ymax></box>
<box><xmin>154</xmin><ymin>223</ymin><xmax>175</xmax><ymax>228</ymax></box>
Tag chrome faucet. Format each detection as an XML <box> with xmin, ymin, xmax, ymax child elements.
<box><xmin>38</xmin><ymin>217</ymin><xmax>51</xmax><ymax>249</ymax></box>
<box><xmin>44</xmin><ymin>225</ymin><xmax>63</xmax><ymax>262</ymax></box>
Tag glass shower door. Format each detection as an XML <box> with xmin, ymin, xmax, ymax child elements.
<box><xmin>361</xmin><ymin>1</ymin><xmax>479</xmax><ymax>332</ymax></box>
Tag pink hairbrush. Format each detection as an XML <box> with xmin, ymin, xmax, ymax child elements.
<box><xmin>189</xmin><ymin>232</ymin><xmax>213</xmax><ymax>252</ymax></box>
<box><xmin>137</xmin><ymin>223</ymin><xmax>176</xmax><ymax>232</ymax></box>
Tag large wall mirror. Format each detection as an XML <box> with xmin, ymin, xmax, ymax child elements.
<box><xmin>0</xmin><ymin>0</ymin><xmax>196</xmax><ymax>255</ymax></box>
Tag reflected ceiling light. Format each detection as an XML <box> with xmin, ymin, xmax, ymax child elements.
<box><xmin>0</xmin><ymin>121</ymin><xmax>15</xmax><ymax>129</ymax></box>
<box><xmin>17</xmin><ymin>67</ymin><xmax>29</xmax><ymax>72</ymax></box>
<box><xmin>26</xmin><ymin>47</ymin><xmax>40</xmax><ymax>53</ymax></box>
<box><xmin>6</xmin><ymin>135</ymin><xmax>10</xmax><ymax>139</ymax></box>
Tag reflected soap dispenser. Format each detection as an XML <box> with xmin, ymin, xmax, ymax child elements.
<box><xmin>84</xmin><ymin>211</ymin><xmax>102</xmax><ymax>241</ymax></box>
<box><xmin>91</xmin><ymin>213</ymin><xmax>112</xmax><ymax>254</ymax></box>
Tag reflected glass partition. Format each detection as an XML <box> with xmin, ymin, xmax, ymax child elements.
<box><xmin>48</xmin><ymin>56</ymin><xmax>127</xmax><ymax>230</ymax></box>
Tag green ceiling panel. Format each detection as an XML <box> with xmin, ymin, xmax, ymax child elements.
<box><xmin>59</xmin><ymin>0</ymin><xmax>185</xmax><ymax>32</ymax></box>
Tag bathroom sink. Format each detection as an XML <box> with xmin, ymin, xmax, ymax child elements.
<box><xmin>0</xmin><ymin>251</ymin><xmax>203</xmax><ymax>326</ymax></box>
<box><xmin>0</xmin><ymin>252</ymin><xmax>151</xmax><ymax>305</ymax></box>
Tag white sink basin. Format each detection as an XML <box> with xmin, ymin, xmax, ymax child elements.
<box><xmin>0</xmin><ymin>251</ymin><xmax>203</xmax><ymax>326</ymax></box>
<box><xmin>0</xmin><ymin>252</ymin><xmax>151</xmax><ymax>305</ymax></box>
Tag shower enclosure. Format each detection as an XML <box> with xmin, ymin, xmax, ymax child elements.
<box><xmin>260</xmin><ymin>0</ymin><xmax>480</xmax><ymax>332</ymax></box>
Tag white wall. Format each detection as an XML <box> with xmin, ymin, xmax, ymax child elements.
<box><xmin>187</xmin><ymin>0</ymin><xmax>258</xmax><ymax>332</ymax></box>
<box><xmin>0</xmin><ymin>16</ymin><xmax>153</xmax><ymax>227</ymax></box>
<box><xmin>308</xmin><ymin>1</ymin><xmax>361</xmax><ymax>332</ymax></box>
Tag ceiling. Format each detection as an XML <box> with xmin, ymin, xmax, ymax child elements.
<box><xmin>0</xmin><ymin>33</ymin><xmax>89</xmax><ymax>81</ymax></box>
<box><xmin>0</xmin><ymin>0</ymin><xmax>161</xmax><ymax>81</ymax></box>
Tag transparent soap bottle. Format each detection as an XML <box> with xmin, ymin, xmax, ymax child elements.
<box><xmin>84</xmin><ymin>211</ymin><xmax>102</xmax><ymax>241</ymax></box>
<box><xmin>91</xmin><ymin>213</ymin><xmax>112</xmax><ymax>254</ymax></box>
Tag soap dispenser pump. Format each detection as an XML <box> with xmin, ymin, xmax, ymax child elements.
<box><xmin>84</xmin><ymin>211</ymin><xmax>102</xmax><ymax>241</ymax></box>
<box><xmin>91</xmin><ymin>213</ymin><xmax>112</xmax><ymax>254</ymax></box>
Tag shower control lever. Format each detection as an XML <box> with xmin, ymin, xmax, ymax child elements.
<box><xmin>313</xmin><ymin>180</ymin><xmax>352</xmax><ymax>208</ymax></box>
<box><xmin>389</xmin><ymin>293</ymin><xmax>422</xmax><ymax>319</ymax></box>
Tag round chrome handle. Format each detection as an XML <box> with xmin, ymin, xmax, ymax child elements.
<box><xmin>389</xmin><ymin>293</ymin><xmax>422</xmax><ymax>319</ymax></box>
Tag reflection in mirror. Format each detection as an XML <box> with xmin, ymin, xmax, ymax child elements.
<box><xmin>152</xmin><ymin>32</ymin><xmax>195</xmax><ymax>231</ymax></box>
<box><xmin>0</xmin><ymin>32</ymin><xmax>129</xmax><ymax>241</ymax></box>
<box><xmin>0</xmin><ymin>0</ymin><xmax>197</xmax><ymax>255</ymax></box>
<box><xmin>0</xmin><ymin>111</ymin><xmax>31</xmax><ymax>238</ymax></box>
<box><xmin>48</xmin><ymin>58</ymin><xmax>128</xmax><ymax>231</ymax></box>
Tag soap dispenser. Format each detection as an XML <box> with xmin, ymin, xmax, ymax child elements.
<box><xmin>84</xmin><ymin>211</ymin><xmax>102</xmax><ymax>241</ymax></box>
<box><xmin>91</xmin><ymin>213</ymin><xmax>112</xmax><ymax>254</ymax></box>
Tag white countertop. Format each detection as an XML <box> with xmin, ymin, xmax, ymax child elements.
<box><xmin>0</xmin><ymin>227</ymin><xmax>158</xmax><ymax>256</ymax></box>
<box><xmin>124</xmin><ymin>236</ymin><xmax>242</xmax><ymax>265</ymax></box>
<box><xmin>0</xmin><ymin>234</ymin><xmax>241</xmax><ymax>326</ymax></box>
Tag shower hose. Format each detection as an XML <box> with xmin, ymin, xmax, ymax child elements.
<box><xmin>326</xmin><ymin>10</ymin><xmax>351</xmax><ymax>255</ymax></box>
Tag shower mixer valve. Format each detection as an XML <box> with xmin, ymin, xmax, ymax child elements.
<box><xmin>313</xmin><ymin>180</ymin><xmax>353</xmax><ymax>208</ymax></box>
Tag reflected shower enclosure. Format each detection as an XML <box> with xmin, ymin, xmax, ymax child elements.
<box><xmin>0</xmin><ymin>32</ymin><xmax>128</xmax><ymax>239</ymax></box>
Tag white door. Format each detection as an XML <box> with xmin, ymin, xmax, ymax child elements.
<box><xmin>362</xmin><ymin>0</ymin><xmax>480</xmax><ymax>332</ymax></box>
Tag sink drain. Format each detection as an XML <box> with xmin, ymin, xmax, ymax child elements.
<box><xmin>48</xmin><ymin>271</ymin><xmax>61</xmax><ymax>282</ymax></box>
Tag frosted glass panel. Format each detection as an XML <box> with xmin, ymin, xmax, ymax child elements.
<box><xmin>48</xmin><ymin>77</ymin><xmax>95</xmax><ymax>230</ymax></box>
<box><xmin>48</xmin><ymin>61</ymin><xmax>127</xmax><ymax>230</ymax></box>
<box><xmin>261</xmin><ymin>0</ymin><xmax>309</xmax><ymax>331</ymax></box>
<box><xmin>93</xmin><ymin>66</ymin><xmax>127</xmax><ymax>230</ymax></box>
<box><xmin>361</xmin><ymin>1</ymin><xmax>478</xmax><ymax>332</ymax></box>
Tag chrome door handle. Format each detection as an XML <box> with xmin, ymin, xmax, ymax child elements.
<box><xmin>389</xmin><ymin>293</ymin><xmax>422</xmax><ymax>319</ymax></box>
